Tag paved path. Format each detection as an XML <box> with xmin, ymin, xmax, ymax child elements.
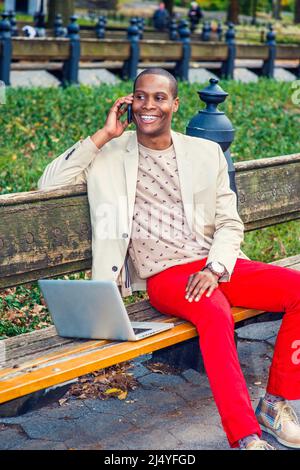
<box><xmin>0</xmin><ymin>320</ymin><xmax>299</xmax><ymax>450</ymax></box>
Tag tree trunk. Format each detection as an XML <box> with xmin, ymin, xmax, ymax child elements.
<box><xmin>251</xmin><ymin>0</ymin><xmax>258</xmax><ymax>24</ymax></box>
<box><xmin>227</xmin><ymin>0</ymin><xmax>239</xmax><ymax>24</ymax></box>
<box><xmin>295</xmin><ymin>0</ymin><xmax>300</xmax><ymax>24</ymax></box>
<box><xmin>164</xmin><ymin>0</ymin><xmax>173</xmax><ymax>16</ymax></box>
<box><xmin>273</xmin><ymin>0</ymin><xmax>282</xmax><ymax>20</ymax></box>
<box><xmin>47</xmin><ymin>0</ymin><xmax>75</xmax><ymax>28</ymax></box>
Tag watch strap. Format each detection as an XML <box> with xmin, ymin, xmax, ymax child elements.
<box><xmin>201</xmin><ymin>263</ymin><xmax>224</xmax><ymax>279</ymax></box>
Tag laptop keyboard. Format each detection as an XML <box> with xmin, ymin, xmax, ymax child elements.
<box><xmin>133</xmin><ymin>328</ymin><xmax>152</xmax><ymax>335</ymax></box>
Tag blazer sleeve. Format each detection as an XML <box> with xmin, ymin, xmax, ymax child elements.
<box><xmin>206</xmin><ymin>145</ymin><xmax>245</xmax><ymax>282</ymax></box>
<box><xmin>37</xmin><ymin>136</ymin><xmax>101</xmax><ymax>190</ymax></box>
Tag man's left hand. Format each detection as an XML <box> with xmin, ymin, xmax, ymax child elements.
<box><xmin>185</xmin><ymin>268</ymin><xmax>219</xmax><ymax>302</ymax></box>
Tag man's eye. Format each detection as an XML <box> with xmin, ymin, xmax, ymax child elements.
<box><xmin>136</xmin><ymin>95</ymin><xmax>144</xmax><ymax>100</ymax></box>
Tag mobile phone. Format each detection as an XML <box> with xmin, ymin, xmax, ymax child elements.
<box><xmin>127</xmin><ymin>104</ymin><xmax>132</xmax><ymax>124</ymax></box>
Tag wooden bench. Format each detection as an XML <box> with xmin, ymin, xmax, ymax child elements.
<box><xmin>0</xmin><ymin>153</ymin><xmax>299</xmax><ymax>413</ymax></box>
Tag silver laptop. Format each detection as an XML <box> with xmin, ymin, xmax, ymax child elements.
<box><xmin>38</xmin><ymin>279</ymin><xmax>174</xmax><ymax>341</ymax></box>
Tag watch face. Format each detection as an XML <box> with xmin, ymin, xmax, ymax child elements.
<box><xmin>211</xmin><ymin>262</ymin><xmax>224</xmax><ymax>273</ymax></box>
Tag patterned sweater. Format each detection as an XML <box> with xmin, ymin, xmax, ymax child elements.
<box><xmin>128</xmin><ymin>141</ymin><xmax>211</xmax><ymax>279</ymax></box>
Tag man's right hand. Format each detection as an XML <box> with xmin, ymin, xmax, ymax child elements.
<box><xmin>91</xmin><ymin>94</ymin><xmax>134</xmax><ymax>149</ymax></box>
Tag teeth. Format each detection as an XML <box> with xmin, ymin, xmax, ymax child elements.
<box><xmin>141</xmin><ymin>115</ymin><xmax>157</xmax><ymax>120</ymax></box>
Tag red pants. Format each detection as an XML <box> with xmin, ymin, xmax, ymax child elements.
<box><xmin>146</xmin><ymin>257</ymin><xmax>300</xmax><ymax>448</ymax></box>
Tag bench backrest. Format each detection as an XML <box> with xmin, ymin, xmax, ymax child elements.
<box><xmin>0</xmin><ymin>153</ymin><xmax>299</xmax><ymax>291</ymax></box>
<box><xmin>11</xmin><ymin>37</ymin><xmax>131</xmax><ymax>62</ymax></box>
<box><xmin>4</xmin><ymin>38</ymin><xmax>299</xmax><ymax>63</ymax></box>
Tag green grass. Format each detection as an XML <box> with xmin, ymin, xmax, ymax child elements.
<box><xmin>1</xmin><ymin>79</ymin><xmax>300</xmax><ymax>193</ymax></box>
<box><xmin>0</xmin><ymin>78</ymin><xmax>299</xmax><ymax>337</ymax></box>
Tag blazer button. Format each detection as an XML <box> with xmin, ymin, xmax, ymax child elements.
<box><xmin>122</xmin><ymin>233</ymin><xmax>128</xmax><ymax>239</ymax></box>
<box><xmin>112</xmin><ymin>266</ymin><xmax>118</xmax><ymax>272</ymax></box>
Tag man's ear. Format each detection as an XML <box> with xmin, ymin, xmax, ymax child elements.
<box><xmin>173</xmin><ymin>97</ymin><xmax>179</xmax><ymax>113</ymax></box>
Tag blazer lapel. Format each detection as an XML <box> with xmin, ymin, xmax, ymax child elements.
<box><xmin>171</xmin><ymin>130</ymin><xmax>194</xmax><ymax>233</ymax></box>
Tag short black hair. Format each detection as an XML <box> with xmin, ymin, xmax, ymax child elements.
<box><xmin>133</xmin><ymin>68</ymin><xmax>178</xmax><ymax>99</ymax></box>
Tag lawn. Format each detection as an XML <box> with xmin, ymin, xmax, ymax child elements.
<box><xmin>0</xmin><ymin>78</ymin><xmax>299</xmax><ymax>337</ymax></box>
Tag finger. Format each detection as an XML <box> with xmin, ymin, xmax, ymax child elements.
<box><xmin>187</xmin><ymin>277</ymin><xmax>206</xmax><ymax>301</ymax></box>
<box><xmin>185</xmin><ymin>274</ymin><xmax>194</xmax><ymax>295</ymax></box>
<box><xmin>196</xmin><ymin>282</ymin><xmax>213</xmax><ymax>300</ymax></box>
<box><xmin>185</xmin><ymin>274</ymin><xmax>200</xmax><ymax>299</ymax></box>
<box><xmin>186</xmin><ymin>273</ymin><xmax>207</xmax><ymax>299</ymax></box>
<box><xmin>122</xmin><ymin>118</ymin><xmax>129</xmax><ymax>130</ymax></box>
<box><xmin>190</xmin><ymin>280</ymin><xmax>211</xmax><ymax>302</ymax></box>
<box><xmin>111</xmin><ymin>97</ymin><xmax>132</xmax><ymax>114</ymax></box>
<box><xmin>120</xmin><ymin>94</ymin><xmax>134</xmax><ymax>103</ymax></box>
<box><xmin>205</xmin><ymin>283</ymin><xmax>218</xmax><ymax>298</ymax></box>
<box><xmin>117</xmin><ymin>104</ymin><xmax>128</xmax><ymax>119</ymax></box>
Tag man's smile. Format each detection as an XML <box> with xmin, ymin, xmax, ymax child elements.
<box><xmin>138</xmin><ymin>114</ymin><xmax>161</xmax><ymax>124</ymax></box>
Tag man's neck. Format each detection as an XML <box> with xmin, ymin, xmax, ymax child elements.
<box><xmin>136</xmin><ymin>132</ymin><xmax>172</xmax><ymax>150</ymax></box>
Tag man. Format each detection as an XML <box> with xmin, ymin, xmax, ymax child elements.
<box><xmin>153</xmin><ymin>2</ymin><xmax>170</xmax><ymax>32</ymax></box>
<box><xmin>38</xmin><ymin>68</ymin><xmax>300</xmax><ymax>450</ymax></box>
<box><xmin>188</xmin><ymin>1</ymin><xmax>203</xmax><ymax>32</ymax></box>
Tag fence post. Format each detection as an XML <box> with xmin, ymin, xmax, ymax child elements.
<box><xmin>8</xmin><ymin>10</ymin><xmax>18</xmax><ymax>37</ymax></box>
<box><xmin>262</xmin><ymin>24</ymin><xmax>276</xmax><ymax>79</ymax></box>
<box><xmin>217</xmin><ymin>20</ymin><xmax>223</xmax><ymax>41</ymax></box>
<box><xmin>0</xmin><ymin>12</ymin><xmax>12</xmax><ymax>86</ymax></box>
<box><xmin>186</xmin><ymin>78</ymin><xmax>237</xmax><ymax>198</ymax></box>
<box><xmin>62</xmin><ymin>15</ymin><xmax>80</xmax><ymax>87</ymax></box>
<box><xmin>201</xmin><ymin>21</ymin><xmax>211</xmax><ymax>41</ymax></box>
<box><xmin>54</xmin><ymin>13</ymin><xmax>67</xmax><ymax>38</ymax></box>
<box><xmin>33</xmin><ymin>11</ymin><xmax>46</xmax><ymax>38</ymax></box>
<box><xmin>169</xmin><ymin>17</ymin><xmax>178</xmax><ymax>41</ymax></box>
<box><xmin>221</xmin><ymin>22</ymin><xmax>236</xmax><ymax>80</ymax></box>
<box><xmin>121</xmin><ymin>18</ymin><xmax>140</xmax><ymax>81</ymax></box>
<box><xmin>95</xmin><ymin>15</ymin><xmax>106</xmax><ymax>39</ymax></box>
<box><xmin>174</xmin><ymin>20</ymin><xmax>191</xmax><ymax>82</ymax></box>
<box><xmin>177</xmin><ymin>19</ymin><xmax>185</xmax><ymax>37</ymax></box>
<box><xmin>137</xmin><ymin>17</ymin><xmax>144</xmax><ymax>39</ymax></box>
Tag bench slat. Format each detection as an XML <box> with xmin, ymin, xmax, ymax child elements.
<box><xmin>0</xmin><ymin>321</ymin><xmax>195</xmax><ymax>403</ymax></box>
<box><xmin>236</xmin><ymin>44</ymin><xmax>269</xmax><ymax>60</ymax></box>
<box><xmin>0</xmin><ymin>303</ymin><xmax>164</xmax><ymax>369</ymax></box>
<box><xmin>12</xmin><ymin>37</ymin><xmax>70</xmax><ymax>61</ymax></box>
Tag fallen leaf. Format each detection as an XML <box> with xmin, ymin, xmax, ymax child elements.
<box><xmin>104</xmin><ymin>387</ymin><xmax>123</xmax><ymax>395</ymax></box>
<box><xmin>117</xmin><ymin>391</ymin><xmax>128</xmax><ymax>400</ymax></box>
<box><xmin>94</xmin><ymin>374</ymin><xmax>108</xmax><ymax>383</ymax></box>
<box><xmin>59</xmin><ymin>398</ymin><xmax>68</xmax><ymax>406</ymax></box>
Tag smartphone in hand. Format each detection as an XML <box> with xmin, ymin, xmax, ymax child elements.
<box><xmin>127</xmin><ymin>104</ymin><xmax>132</xmax><ymax>124</ymax></box>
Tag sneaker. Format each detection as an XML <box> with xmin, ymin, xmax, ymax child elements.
<box><xmin>256</xmin><ymin>397</ymin><xmax>300</xmax><ymax>449</ymax></box>
<box><xmin>244</xmin><ymin>439</ymin><xmax>276</xmax><ymax>450</ymax></box>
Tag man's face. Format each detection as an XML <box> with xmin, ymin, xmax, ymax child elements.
<box><xmin>132</xmin><ymin>74</ymin><xmax>179</xmax><ymax>138</ymax></box>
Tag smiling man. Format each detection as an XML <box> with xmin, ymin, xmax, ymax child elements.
<box><xmin>38</xmin><ymin>68</ymin><xmax>300</xmax><ymax>450</ymax></box>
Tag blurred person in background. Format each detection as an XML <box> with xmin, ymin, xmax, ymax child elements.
<box><xmin>153</xmin><ymin>2</ymin><xmax>170</xmax><ymax>31</ymax></box>
<box><xmin>188</xmin><ymin>1</ymin><xmax>203</xmax><ymax>32</ymax></box>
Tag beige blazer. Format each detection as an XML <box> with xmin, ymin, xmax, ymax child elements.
<box><xmin>37</xmin><ymin>130</ymin><xmax>250</xmax><ymax>297</ymax></box>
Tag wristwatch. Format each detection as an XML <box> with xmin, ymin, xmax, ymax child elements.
<box><xmin>201</xmin><ymin>261</ymin><xmax>226</xmax><ymax>279</ymax></box>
